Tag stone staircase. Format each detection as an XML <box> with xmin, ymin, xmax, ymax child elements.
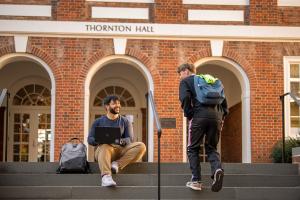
<box><xmin>0</xmin><ymin>162</ymin><xmax>299</xmax><ymax>199</ymax></box>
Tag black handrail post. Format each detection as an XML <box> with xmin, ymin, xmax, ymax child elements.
<box><xmin>147</xmin><ymin>91</ymin><xmax>162</xmax><ymax>200</ymax></box>
<box><xmin>280</xmin><ymin>94</ymin><xmax>286</xmax><ymax>163</ymax></box>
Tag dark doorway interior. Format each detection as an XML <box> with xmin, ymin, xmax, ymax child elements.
<box><xmin>0</xmin><ymin>107</ymin><xmax>5</xmax><ymax>161</ymax></box>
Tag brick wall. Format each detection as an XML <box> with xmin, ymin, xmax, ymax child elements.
<box><xmin>249</xmin><ymin>0</ymin><xmax>278</xmax><ymax>25</ymax></box>
<box><xmin>1</xmin><ymin>35</ymin><xmax>300</xmax><ymax>162</ymax></box>
<box><xmin>1</xmin><ymin>1</ymin><xmax>300</xmax><ymax>162</ymax></box>
<box><xmin>1</xmin><ymin>0</ymin><xmax>300</xmax><ymax>25</ymax></box>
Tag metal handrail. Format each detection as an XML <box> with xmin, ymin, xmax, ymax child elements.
<box><xmin>279</xmin><ymin>92</ymin><xmax>300</xmax><ymax>163</ymax></box>
<box><xmin>146</xmin><ymin>91</ymin><xmax>162</xmax><ymax>200</ymax></box>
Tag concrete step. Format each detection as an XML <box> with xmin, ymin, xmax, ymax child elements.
<box><xmin>0</xmin><ymin>162</ymin><xmax>298</xmax><ymax>175</ymax></box>
<box><xmin>0</xmin><ymin>174</ymin><xmax>299</xmax><ymax>187</ymax></box>
<box><xmin>0</xmin><ymin>186</ymin><xmax>299</xmax><ymax>200</ymax></box>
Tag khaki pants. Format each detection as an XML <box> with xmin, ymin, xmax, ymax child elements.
<box><xmin>95</xmin><ymin>142</ymin><xmax>146</xmax><ymax>176</ymax></box>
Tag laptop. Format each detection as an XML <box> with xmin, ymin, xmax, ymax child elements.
<box><xmin>95</xmin><ymin>126</ymin><xmax>121</xmax><ymax>144</ymax></box>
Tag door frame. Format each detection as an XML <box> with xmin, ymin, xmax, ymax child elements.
<box><xmin>8</xmin><ymin>106</ymin><xmax>50</xmax><ymax>162</ymax></box>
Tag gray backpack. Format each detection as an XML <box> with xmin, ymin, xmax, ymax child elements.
<box><xmin>57</xmin><ymin>138</ymin><xmax>90</xmax><ymax>173</ymax></box>
<box><xmin>194</xmin><ymin>74</ymin><xmax>225</xmax><ymax>106</ymax></box>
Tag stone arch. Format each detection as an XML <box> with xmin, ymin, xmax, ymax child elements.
<box><xmin>194</xmin><ymin>57</ymin><xmax>252</xmax><ymax>163</ymax></box>
<box><xmin>84</xmin><ymin>54</ymin><xmax>156</xmax><ymax>161</ymax></box>
<box><xmin>0</xmin><ymin>53</ymin><xmax>56</xmax><ymax>161</ymax></box>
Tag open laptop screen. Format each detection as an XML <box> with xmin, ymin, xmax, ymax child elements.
<box><xmin>95</xmin><ymin>127</ymin><xmax>121</xmax><ymax>144</ymax></box>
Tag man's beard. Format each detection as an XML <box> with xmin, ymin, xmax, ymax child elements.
<box><xmin>109</xmin><ymin>107</ymin><xmax>119</xmax><ymax>115</ymax></box>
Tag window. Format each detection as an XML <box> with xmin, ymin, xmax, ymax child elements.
<box><xmin>94</xmin><ymin>86</ymin><xmax>135</xmax><ymax>107</ymax></box>
<box><xmin>285</xmin><ymin>57</ymin><xmax>300</xmax><ymax>138</ymax></box>
<box><xmin>13</xmin><ymin>84</ymin><xmax>51</xmax><ymax>106</ymax></box>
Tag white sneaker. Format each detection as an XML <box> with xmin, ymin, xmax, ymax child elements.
<box><xmin>186</xmin><ymin>181</ymin><xmax>202</xmax><ymax>191</ymax></box>
<box><xmin>101</xmin><ymin>175</ymin><xmax>117</xmax><ymax>187</ymax></box>
<box><xmin>111</xmin><ymin>161</ymin><xmax>119</xmax><ymax>174</ymax></box>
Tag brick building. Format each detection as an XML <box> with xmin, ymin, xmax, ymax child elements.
<box><xmin>0</xmin><ymin>0</ymin><xmax>300</xmax><ymax>164</ymax></box>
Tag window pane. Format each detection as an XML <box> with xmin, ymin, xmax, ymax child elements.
<box><xmin>105</xmin><ymin>86</ymin><xmax>114</xmax><ymax>94</ymax></box>
<box><xmin>35</xmin><ymin>84</ymin><xmax>44</xmax><ymax>94</ymax></box>
<box><xmin>290</xmin><ymin>82</ymin><xmax>300</xmax><ymax>97</ymax></box>
<box><xmin>290</xmin><ymin>64</ymin><xmax>300</xmax><ymax>78</ymax></box>
<box><xmin>24</xmin><ymin>84</ymin><xmax>34</xmax><ymax>94</ymax></box>
<box><xmin>291</xmin><ymin>117</ymin><xmax>300</xmax><ymax>128</ymax></box>
<box><xmin>16</xmin><ymin>88</ymin><xmax>27</xmax><ymax>98</ymax></box>
<box><xmin>14</xmin><ymin>114</ymin><xmax>20</xmax><ymax>123</ymax></box>
<box><xmin>290</xmin><ymin>102</ymin><xmax>300</xmax><ymax>116</ymax></box>
<box><xmin>115</xmin><ymin>86</ymin><xmax>124</xmax><ymax>95</ymax></box>
<box><xmin>93</xmin><ymin>97</ymin><xmax>102</xmax><ymax>106</ymax></box>
<box><xmin>14</xmin><ymin>124</ymin><xmax>21</xmax><ymax>133</ymax></box>
<box><xmin>123</xmin><ymin>90</ymin><xmax>131</xmax><ymax>99</ymax></box>
<box><xmin>127</xmin><ymin>98</ymin><xmax>135</xmax><ymax>107</ymax></box>
<box><xmin>13</xmin><ymin>96</ymin><xmax>22</xmax><ymax>105</ymax></box>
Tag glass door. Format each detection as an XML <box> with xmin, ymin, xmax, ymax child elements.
<box><xmin>36</xmin><ymin>113</ymin><xmax>51</xmax><ymax>162</ymax></box>
<box><xmin>11</xmin><ymin>113</ymin><xmax>31</xmax><ymax>162</ymax></box>
<box><xmin>9</xmin><ymin>111</ymin><xmax>51</xmax><ymax>162</ymax></box>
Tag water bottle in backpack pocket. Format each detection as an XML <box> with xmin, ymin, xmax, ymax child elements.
<box><xmin>57</xmin><ymin>138</ymin><xmax>90</xmax><ymax>173</ymax></box>
<box><xmin>194</xmin><ymin>74</ymin><xmax>225</xmax><ymax>105</ymax></box>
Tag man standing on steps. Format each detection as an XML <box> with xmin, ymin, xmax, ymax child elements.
<box><xmin>88</xmin><ymin>95</ymin><xmax>146</xmax><ymax>187</ymax></box>
<box><xmin>177</xmin><ymin>63</ymin><xmax>228</xmax><ymax>192</ymax></box>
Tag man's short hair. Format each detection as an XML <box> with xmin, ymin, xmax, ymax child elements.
<box><xmin>103</xmin><ymin>95</ymin><xmax>120</xmax><ymax>106</ymax></box>
<box><xmin>177</xmin><ymin>63</ymin><xmax>195</xmax><ymax>73</ymax></box>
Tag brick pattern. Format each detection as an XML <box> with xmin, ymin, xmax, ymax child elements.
<box><xmin>278</xmin><ymin>7</ymin><xmax>300</xmax><ymax>26</ymax></box>
<box><xmin>249</xmin><ymin>0</ymin><xmax>278</xmax><ymax>25</ymax></box>
<box><xmin>54</xmin><ymin>0</ymin><xmax>87</xmax><ymax>21</ymax></box>
<box><xmin>27</xmin><ymin>37</ymin><xmax>114</xmax><ymax>160</ymax></box>
<box><xmin>0</xmin><ymin>36</ymin><xmax>14</xmax><ymax>57</ymax></box>
<box><xmin>153</xmin><ymin>0</ymin><xmax>185</xmax><ymax>23</ymax></box>
<box><xmin>1</xmin><ymin>0</ymin><xmax>300</xmax><ymax>25</ymax></box>
<box><xmin>1</xmin><ymin>1</ymin><xmax>300</xmax><ymax>162</ymax></box>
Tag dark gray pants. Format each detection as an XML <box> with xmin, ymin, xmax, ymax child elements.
<box><xmin>187</xmin><ymin>117</ymin><xmax>222</xmax><ymax>182</ymax></box>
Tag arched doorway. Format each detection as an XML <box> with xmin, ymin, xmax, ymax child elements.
<box><xmin>183</xmin><ymin>57</ymin><xmax>251</xmax><ymax>163</ymax></box>
<box><xmin>0</xmin><ymin>54</ymin><xmax>55</xmax><ymax>162</ymax></box>
<box><xmin>9</xmin><ymin>83</ymin><xmax>51</xmax><ymax>162</ymax></box>
<box><xmin>85</xmin><ymin>55</ymin><xmax>154</xmax><ymax>162</ymax></box>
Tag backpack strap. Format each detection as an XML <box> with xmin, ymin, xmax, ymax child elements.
<box><xmin>68</xmin><ymin>138</ymin><xmax>82</xmax><ymax>143</ymax></box>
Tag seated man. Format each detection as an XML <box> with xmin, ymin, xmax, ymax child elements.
<box><xmin>88</xmin><ymin>95</ymin><xmax>146</xmax><ymax>187</ymax></box>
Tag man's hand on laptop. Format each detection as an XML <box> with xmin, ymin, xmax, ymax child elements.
<box><xmin>120</xmin><ymin>138</ymin><xmax>131</xmax><ymax>146</ymax></box>
<box><xmin>120</xmin><ymin>138</ymin><xmax>127</xmax><ymax>146</ymax></box>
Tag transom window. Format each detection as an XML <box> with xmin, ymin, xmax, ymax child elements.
<box><xmin>94</xmin><ymin>86</ymin><xmax>135</xmax><ymax>107</ymax></box>
<box><xmin>13</xmin><ymin>84</ymin><xmax>51</xmax><ymax>106</ymax></box>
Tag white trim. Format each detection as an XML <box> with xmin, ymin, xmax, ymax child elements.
<box><xmin>0</xmin><ymin>53</ymin><xmax>56</xmax><ymax>162</ymax></box>
<box><xmin>182</xmin><ymin>115</ymin><xmax>187</xmax><ymax>162</ymax></box>
<box><xmin>210</xmin><ymin>40</ymin><xmax>224</xmax><ymax>57</ymax></box>
<box><xmin>113</xmin><ymin>38</ymin><xmax>127</xmax><ymax>54</ymax></box>
<box><xmin>0</xmin><ymin>4</ymin><xmax>51</xmax><ymax>17</ymax></box>
<box><xmin>183</xmin><ymin>0</ymin><xmax>249</xmax><ymax>5</ymax></box>
<box><xmin>84</xmin><ymin>55</ymin><xmax>154</xmax><ymax>162</ymax></box>
<box><xmin>278</xmin><ymin>0</ymin><xmax>300</xmax><ymax>6</ymax></box>
<box><xmin>188</xmin><ymin>10</ymin><xmax>244</xmax><ymax>22</ymax></box>
<box><xmin>87</xmin><ymin>0</ymin><xmax>154</xmax><ymax>2</ymax></box>
<box><xmin>92</xmin><ymin>7</ymin><xmax>149</xmax><ymax>19</ymax></box>
<box><xmin>283</xmin><ymin>57</ymin><xmax>300</xmax><ymax>138</ymax></box>
<box><xmin>2</xmin><ymin>20</ymin><xmax>300</xmax><ymax>42</ymax></box>
<box><xmin>14</xmin><ymin>35</ymin><xmax>28</xmax><ymax>53</ymax></box>
<box><xmin>194</xmin><ymin>57</ymin><xmax>251</xmax><ymax>163</ymax></box>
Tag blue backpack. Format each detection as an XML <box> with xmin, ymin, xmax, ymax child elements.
<box><xmin>194</xmin><ymin>74</ymin><xmax>225</xmax><ymax>105</ymax></box>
